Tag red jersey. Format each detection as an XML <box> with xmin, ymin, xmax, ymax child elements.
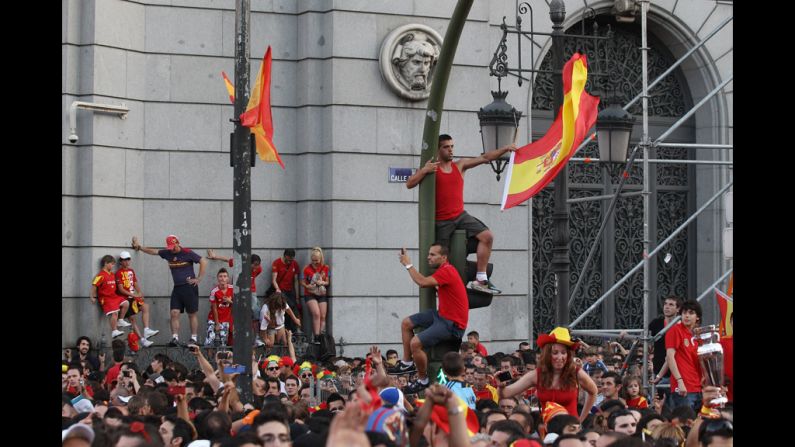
<box><xmin>272</xmin><ymin>258</ymin><xmax>300</xmax><ymax>292</ymax></box>
<box><xmin>208</xmin><ymin>285</ymin><xmax>234</xmax><ymax>323</ymax></box>
<box><xmin>475</xmin><ymin>343</ymin><xmax>488</xmax><ymax>357</ymax></box>
<box><xmin>720</xmin><ymin>336</ymin><xmax>733</xmax><ymax>401</ymax></box>
<box><xmin>104</xmin><ymin>363</ymin><xmax>122</xmax><ymax>389</ymax></box>
<box><xmin>115</xmin><ymin>268</ymin><xmax>138</xmax><ymax>296</ymax></box>
<box><xmin>627</xmin><ymin>396</ymin><xmax>649</xmax><ymax>409</ymax></box>
<box><xmin>93</xmin><ymin>270</ymin><xmax>120</xmax><ymax>304</ymax></box>
<box><xmin>435</xmin><ymin>163</ymin><xmax>464</xmax><ymax>220</ymax></box>
<box><xmin>665</xmin><ymin>322</ymin><xmax>702</xmax><ymax>393</ymax></box>
<box><xmin>474</xmin><ymin>384</ymin><xmax>499</xmax><ymax>403</ymax></box>
<box><xmin>431</xmin><ymin>262</ymin><xmax>468</xmax><ymax>330</ymax></box>
<box><xmin>225</xmin><ymin>259</ymin><xmax>263</xmax><ymax>292</ymax></box>
<box><xmin>303</xmin><ymin>264</ymin><xmax>330</xmax><ymax>296</ymax></box>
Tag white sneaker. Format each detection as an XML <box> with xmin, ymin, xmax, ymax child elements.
<box><xmin>116</xmin><ymin>319</ymin><xmax>132</xmax><ymax>328</ymax></box>
<box><xmin>255</xmin><ymin>337</ymin><xmax>265</xmax><ymax>347</ymax></box>
<box><xmin>111</xmin><ymin>330</ymin><xmax>124</xmax><ymax>338</ymax></box>
<box><xmin>144</xmin><ymin>328</ymin><xmax>160</xmax><ymax>338</ymax></box>
<box><xmin>140</xmin><ymin>338</ymin><xmax>154</xmax><ymax>348</ymax></box>
<box><xmin>190</xmin><ymin>335</ymin><xmax>199</xmax><ymax>344</ymax></box>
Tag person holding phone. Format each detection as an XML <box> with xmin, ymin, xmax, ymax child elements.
<box><xmin>500</xmin><ymin>327</ymin><xmax>597</xmax><ymax>423</ymax></box>
<box><xmin>301</xmin><ymin>246</ymin><xmax>331</xmax><ymax>340</ymax></box>
<box><xmin>397</xmin><ymin>242</ymin><xmax>469</xmax><ymax>394</ymax></box>
<box><xmin>405</xmin><ymin>134</ymin><xmax>517</xmax><ymax>295</ymax></box>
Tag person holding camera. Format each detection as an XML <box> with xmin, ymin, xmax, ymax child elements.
<box><xmin>499</xmin><ymin>327</ymin><xmax>597</xmax><ymax>423</ymax></box>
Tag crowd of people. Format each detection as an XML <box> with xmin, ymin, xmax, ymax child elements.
<box><xmin>65</xmin><ymin>135</ymin><xmax>732</xmax><ymax>446</ymax></box>
<box><xmin>62</xmin><ymin>316</ymin><xmax>732</xmax><ymax>447</ymax></box>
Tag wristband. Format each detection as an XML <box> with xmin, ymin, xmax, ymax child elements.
<box><xmin>405</xmin><ymin>264</ymin><xmax>414</xmax><ymax>270</ymax></box>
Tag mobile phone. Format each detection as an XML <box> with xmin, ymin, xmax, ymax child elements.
<box><xmin>123</xmin><ymin>370</ymin><xmax>132</xmax><ymax>378</ymax></box>
<box><xmin>224</xmin><ymin>365</ymin><xmax>246</xmax><ymax>374</ymax></box>
<box><xmin>167</xmin><ymin>385</ymin><xmax>186</xmax><ymax>396</ymax></box>
<box><xmin>497</xmin><ymin>371</ymin><xmax>513</xmax><ymax>382</ymax></box>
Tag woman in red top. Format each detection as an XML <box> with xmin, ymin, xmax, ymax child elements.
<box><xmin>301</xmin><ymin>247</ymin><xmax>331</xmax><ymax>338</ymax></box>
<box><xmin>500</xmin><ymin>327</ymin><xmax>597</xmax><ymax>422</ymax></box>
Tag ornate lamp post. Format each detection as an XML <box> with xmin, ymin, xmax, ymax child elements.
<box><xmin>596</xmin><ymin>103</ymin><xmax>634</xmax><ymax>163</ymax></box>
<box><xmin>478</xmin><ymin>90</ymin><xmax>522</xmax><ymax>181</ymax></box>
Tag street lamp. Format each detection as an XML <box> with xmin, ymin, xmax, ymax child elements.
<box><xmin>596</xmin><ymin>102</ymin><xmax>634</xmax><ymax>162</ymax></box>
<box><xmin>478</xmin><ymin>90</ymin><xmax>522</xmax><ymax>181</ymax></box>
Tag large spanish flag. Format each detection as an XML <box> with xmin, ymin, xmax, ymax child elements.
<box><xmin>501</xmin><ymin>53</ymin><xmax>599</xmax><ymax>210</ymax></box>
<box><xmin>234</xmin><ymin>46</ymin><xmax>284</xmax><ymax>168</ymax></box>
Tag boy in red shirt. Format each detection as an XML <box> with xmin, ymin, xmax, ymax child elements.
<box><xmin>206</xmin><ymin>268</ymin><xmax>234</xmax><ymax>347</ymax></box>
<box><xmin>665</xmin><ymin>300</ymin><xmax>704</xmax><ymax>410</ymax></box>
<box><xmin>90</xmin><ymin>255</ymin><xmax>130</xmax><ymax>339</ymax></box>
<box><xmin>207</xmin><ymin>249</ymin><xmax>264</xmax><ymax>345</ymax></box>
<box><xmin>115</xmin><ymin>251</ymin><xmax>159</xmax><ymax>347</ymax></box>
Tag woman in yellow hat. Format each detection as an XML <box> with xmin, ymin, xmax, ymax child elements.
<box><xmin>499</xmin><ymin>327</ymin><xmax>597</xmax><ymax>422</ymax></box>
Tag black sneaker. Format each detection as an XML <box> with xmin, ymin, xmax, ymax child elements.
<box><xmin>395</xmin><ymin>361</ymin><xmax>417</xmax><ymax>374</ymax></box>
<box><xmin>168</xmin><ymin>337</ymin><xmax>179</xmax><ymax>347</ymax></box>
<box><xmin>403</xmin><ymin>379</ymin><xmax>430</xmax><ymax>395</ymax></box>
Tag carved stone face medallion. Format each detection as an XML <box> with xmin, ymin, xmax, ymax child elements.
<box><xmin>379</xmin><ymin>24</ymin><xmax>443</xmax><ymax>101</ymax></box>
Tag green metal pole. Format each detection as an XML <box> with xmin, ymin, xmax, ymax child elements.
<box><xmin>418</xmin><ymin>0</ymin><xmax>474</xmax><ymax>313</ymax></box>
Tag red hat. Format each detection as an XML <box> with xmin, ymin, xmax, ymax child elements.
<box><xmin>537</xmin><ymin>327</ymin><xmax>581</xmax><ymax>351</ymax></box>
<box><xmin>541</xmin><ymin>401</ymin><xmax>569</xmax><ymax>425</ymax></box>
<box><xmin>281</xmin><ymin>356</ymin><xmax>294</xmax><ymax>368</ymax></box>
<box><xmin>165</xmin><ymin>235</ymin><xmax>180</xmax><ymax>250</ymax></box>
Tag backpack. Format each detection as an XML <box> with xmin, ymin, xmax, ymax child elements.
<box><xmin>312</xmin><ymin>333</ymin><xmax>336</xmax><ymax>361</ymax></box>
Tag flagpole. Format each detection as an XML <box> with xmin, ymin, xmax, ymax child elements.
<box><xmin>549</xmin><ymin>0</ymin><xmax>570</xmax><ymax>326</ymax></box>
<box><xmin>232</xmin><ymin>0</ymin><xmax>254</xmax><ymax>404</ymax></box>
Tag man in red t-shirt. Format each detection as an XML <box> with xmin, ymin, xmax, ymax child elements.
<box><xmin>467</xmin><ymin>330</ymin><xmax>489</xmax><ymax>356</ymax></box>
<box><xmin>406</xmin><ymin>134</ymin><xmax>516</xmax><ymax>295</ymax></box>
<box><xmin>115</xmin><ymin>251</ymin><xmax>159</xmax><ymax>347</ymax></box>
<box><xmin>206</xmin><ymin>249</ymin><xmax>264</xmax><ymax>344</ymax></box>
<box><xmin>271</xmin><ymin>248</ymin><xmax>301</xmax><ymax>332</ymax></box>
<box><xmin>206</xmin><ymin>268</ymin><xmax>234</xmax><ymax>347</ymax></box>
<box><xmin>665</xmin><ymin>300</ymin><xmax>703</xmax><ymax>411</ymax></box>
<box><xmin>90</xmin><ymin>255</ymin><xmax>130</xmax><ymax>339</ymax></box>
<box><xmin>397</xmin><ymin>242</ymin><xmax>469</xmax><ymax>394</ymax></box>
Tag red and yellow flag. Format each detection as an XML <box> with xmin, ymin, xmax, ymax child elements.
<box><xmin>501</xmin><ymin>53</ymin><xmax>600</xmax><ymax>210</ymax></box>
<box><xmin>715</xmin><ymin>287</ymin><xmax>733</xmax><ymax>337</ymax></box>
<box><xmin>416</xmin><ymin>396</ymin><xmax>480</xmax><ymax>436</ymax></box>
<box><xmin>223</xmin><ymin>47</ymin><xmax>284</xmax><ymax>168</ymax></box>
<box><xmin>221</xmin><ymin>71</ymin><xmax>235</xmax><ymax>104</ymax></box>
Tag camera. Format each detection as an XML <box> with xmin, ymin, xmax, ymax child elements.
<box><xmin>68</xmin><ymin>134</ymin><xmax>79</xmax><ymax>143</ymax></box>
<box><xmin>123</xmin><ymin>370</ymin><xmax>132</xmax><ymax>378</ymax></box>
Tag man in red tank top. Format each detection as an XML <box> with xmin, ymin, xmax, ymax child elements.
<box><xmin>406</xmin><ymin>134</ymin><xmax>516</xmax><ymax>295</ymax></box>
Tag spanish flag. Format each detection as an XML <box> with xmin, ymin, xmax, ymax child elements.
<box><xmin>230</xmin><ymin>46</ymin><xmax>284</xmax><ymax>168</ymax></box>
<box><xmin>715</xmin><ymin>286</ymin><xmax>733</xmax><ymax>337</ymax></box>
<box><xmin>221</xmin><ymin>71</ymin><xmax>235</xmax><ymax>104</ymax></box>
<box><xmin>416</xmin><ymin>395</ymin><xmax>480</xmax><ymax>436</ymax></box>
<box><xmin>501</xmin><ymin>53</ymin><xmax>599</xmax><ymax>210</ymax></box>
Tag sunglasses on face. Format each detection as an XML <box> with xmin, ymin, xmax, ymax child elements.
<box><xmin>267</xmin><ymin>367</ymin><xmax>280</xmax><ymax>371</ymax></box>
<box><xmin>301</xmin><ymin>374</ymin><xmax>312</xmax><ymax>378</ymax></box>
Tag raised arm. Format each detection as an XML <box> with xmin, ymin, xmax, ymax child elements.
<box><xmin>398</xmin><ymin>248</ymin><xmax>438</xmax><ymax>288</ymax></box>
<box><xmin>206</xmin><ymin>249</ymin><xmax>231</xmax><ymax>263</ymax></box>
<box><xmin>131</xmin><ymin>236</ymin><xmax>159</xmax><ymax>256</ymax></box>
<box><xmin>405</xmin><ymin>158</ymin><xmax>440</xmax><ymax>189</ymax></box>
<box><xmin>457</xmin><ymin>143</ymin><xmax>517</xmax><ymax>172</ymax></box>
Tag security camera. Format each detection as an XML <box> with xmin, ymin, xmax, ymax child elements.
<box><xmin>68</xmin><ymin>134</ymin><xmax>78</xmax><ymax>144</ymax></box>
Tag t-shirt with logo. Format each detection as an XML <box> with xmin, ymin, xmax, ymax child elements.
<box><xmin>115</xmin><ymin>267</ymin><xmax>138</xmax><ymax>298</ymax></box>
<box><xmin>445</xmin><ymin>380</ymin><xmax>477</xmax><ymax>410</ymax></box>
<box><xmin>272</xmin><ymin>258</ymin><xmax>300</xmax><ymax>292</ymax></box>
<box><xmin>431</xmin><ymin>262</ymin><xmax>468</xmax><ymax>330</ymax></box>
<box><xmin>93</xmin><ymin>270</ymin><xmax>121</xmax><ymax>304</ymax></box>
<box><xmin>208</xmin><ymin>284</ymin><xmax>234</xmax><ymax>323</ymax></box>
<box><xmin>665</xmin><ymin>322</ymin><xmax>702</xmax><ymax>393</ymax></box>
<box><xmin>158</xmin><ymin>248</ymin><xmax>202</xmax><ymax>286</ymax></box>
<box><xmin>303</xmin><ymin>264</ymin><xmax>330</xmax><ymax>296</ymax></box>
